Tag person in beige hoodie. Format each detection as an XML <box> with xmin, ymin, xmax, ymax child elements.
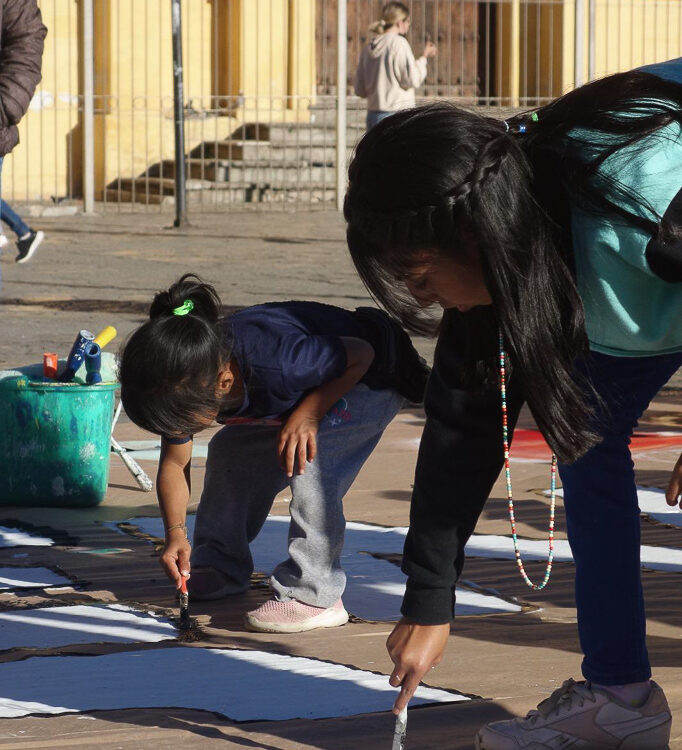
<box><xmin>354</xmin><ymin>2</ymin><xmax>436</xmax><ymax>130</ymax></box>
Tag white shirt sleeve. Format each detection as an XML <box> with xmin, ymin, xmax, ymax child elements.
<box><xmin>394</xmin><ymin>38</ymin><xmax>428</xmax><ymax>91</ymax></box>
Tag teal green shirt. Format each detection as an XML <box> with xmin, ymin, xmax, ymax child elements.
<box><xmin>571</xmin><ymin>106</ymin><xmax>682</xmax><ymax>357</ymax></box>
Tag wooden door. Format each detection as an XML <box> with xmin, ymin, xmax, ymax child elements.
<box><xmin>316</xmin><ymin>0</ymin><xmax>487</xmax><ymax>99</ymax></box>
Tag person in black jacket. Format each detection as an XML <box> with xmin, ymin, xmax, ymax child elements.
<box><xmin>344</xmin><ymin>58</ymin><xmax>682</xmax><ymax>749</ymax></box>
<box><xmin>0</xmin><ymin>0</ymin><xmax>46</xmax><ymax>270</ymax></box>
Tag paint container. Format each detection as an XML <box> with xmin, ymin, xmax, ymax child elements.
<box><xmin>93</xmin><ymin>326</ymin><xmax>117</xmax><ymax>349</ymax></box>
<box><xmin>84</xmin><ymin>342</ymin><xmax>102</xmax><ymax>385</ymax></box>
<box><xmin>0</xmin><ymin>371</ymin><xmax>117</xmax><ymax>507</ymax></box>
<box><xmin>42</xmin><ymin>353</ymin><xmax>58</xmax><ymax>380</ymax></box>
<box><xmin>58</xmin><ymin>330</ymin><xmax>95</xmax><ymax>382</ymax></box>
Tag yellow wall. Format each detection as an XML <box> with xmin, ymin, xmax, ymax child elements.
<box><xmin>592</xmin><ymin>0</ymin><xmax>682</xmax><ymax>77</ymax></box>
<box><xmin>498</xmin><ymin>0</ymin><xmax>682</xmax><ymax>104</ymax></box>
<box><xmin>5</xmin><ymin>0</ymin><xmax>316</xmax><ymax>202</ymax></box>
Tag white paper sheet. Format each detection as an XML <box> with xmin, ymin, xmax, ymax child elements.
<box><xmin>0</xmin><ymin>567</ymin><xmax>71</xmax><ymax>591</ymax></box>
<box><xmin>0</xmin><ymin>604</ymin><xmax>177</xmax><ymax>650</ymax></box>
<box><xmin>115</xmin><ymin>516</ymin><xmax>522</xmax><ymax>619</ymax></box>
<box><xmin>0</xmin><ymin>646</ymin><xmax>465</xmax><ymax>719</ymax></box>
<box><xmin>0</xmin><ymin>527</ymin><xmax>53</xmax><ymax>548</ymax></box>
<box><xmin>542</xmin><ymin>486</ymin><xmax>682</xmax><ymax>528</ymax></box>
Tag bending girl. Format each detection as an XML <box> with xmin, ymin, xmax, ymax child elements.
<box><xmin>344</xmin><ymin>58</ymin><xmax>682</xmax><ymax>749</ymax></box>
<box><xmin>119</xmin><ymin>274</ymin><xmax>428</xmax><ymax>634</ymax></box>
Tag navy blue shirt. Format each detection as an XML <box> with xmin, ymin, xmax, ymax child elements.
<box><xmin>164</xmin><ymin>301</ymin><xmax>426</xmax><ymax>444</ymax></box>
<box><xmin>228</xmin><ymin>301</ymin><xmax>368</xmax><ymax>419</ymax></box>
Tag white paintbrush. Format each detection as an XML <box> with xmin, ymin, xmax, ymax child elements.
<box><xmin>110</xmin><ymin>401</ymin><xmax>154</xmax><ymax>492</ymax></box>
<box><xmin>392</xmin><ymin>707</ymin><xmax>408</xmax><ymax>750</ymax></box>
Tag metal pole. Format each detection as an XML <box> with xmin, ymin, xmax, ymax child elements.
<box><xmin>336</xmin><ymin>0</ymin><xmax>347</xmax><ymax>212</ymax></box>
<box><xmin>82</xmin><ymin>0</ymin><xmax>95</xmax><ymax>214</ymax></box>
<box><xmin>510</xmin><ymin>0</ymin><xmax>520</xmax><ymax>107</ymax></box>
<box><xmin>575</xmin><ymin>0</ymin><xmax>586</xmax><ymax>88</ymax></box>
<box><xmin>588</xmin><ymin>0</ymin><xmax>596</xmax><ymax>81</ymax></box>
<box><xmin>171</xmin><ymin>0</ymin><xmax>188</xmax><ymax>227</ymax></box>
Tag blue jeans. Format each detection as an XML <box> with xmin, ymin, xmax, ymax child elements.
<box><xmin>192</xmin><ymin>385</ymin><xmax>405</xmax><ymax>607</ymax></box>
<box><xmin>0</xmin><ymin>199</ymin><xmax>30</xmax><ymax>238</ymax></box>
<box><xmin>366</xmin><ymin>110</ymin><xmax>395</xmax><ymax>130</ymax></box>
<box><xmin>559</xmin><ymin>350</ymin><xmax>682</xmax><ymax>684</ymax></box>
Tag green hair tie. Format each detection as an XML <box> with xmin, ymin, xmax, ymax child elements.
<box><xmin>173</xmin><ymin>299</ymin><xmax>195</xmax><ymax>316</ymax></box>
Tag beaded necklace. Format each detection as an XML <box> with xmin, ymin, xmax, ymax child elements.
<box><xmin>498</xmin><ymin>331</ymin><xmax>556</xmax><ymax>590</ymax></box>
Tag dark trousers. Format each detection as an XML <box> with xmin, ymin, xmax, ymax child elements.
<box><xmin>559</xmin><ymin>350</ymin><xmax>682</xmax><ymax>684</ymax></box>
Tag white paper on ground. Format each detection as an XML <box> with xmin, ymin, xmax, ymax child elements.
<box><xmin>114</xmin><ymin>516</ymin><xmax>522</xmax><ymax>619</ymax></box>
<box><xmin>0</xmin><ymin>527</ymin><xmax>53</xmax><ymax>548</ymax></box>
<box><xmin>0</xmin><ymin>646</ymin><xmax>465</xmax><ymax>719</ymax></box>
<box><xmin>0</xmin><ymin>567</ymin><xmax>71</xmax><ymax>590</ymax></box>
<box><xmin>619</xmin><ymin>486</ymin><xmax>682</xmax><ymax>528</ymax></box>
<box><xmin>0</xmin><ymin>604</ymin><xmax>177</xmax><ymax>650</ymax></box>
<box><xmin>465</xmin><ymin>534</ymin><xmax>682</xmax><ymax>573</ymax></box>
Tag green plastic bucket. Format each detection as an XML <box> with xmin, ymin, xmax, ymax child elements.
<box><xmin>0</xmin><ymin>371</ymin><xmax>118</xmax><ymax>508</ymax></box>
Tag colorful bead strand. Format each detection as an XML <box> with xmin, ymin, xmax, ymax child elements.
<box><xmin>499</xmin><ymin>330</ymin><xmax>556</xmax><ymax>590</ymax></box>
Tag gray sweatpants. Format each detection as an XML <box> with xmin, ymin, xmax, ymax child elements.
<box><xmin>191</xmin><ymin>384</ymin><xmax>404</xmax><ymax>608</ymax></box>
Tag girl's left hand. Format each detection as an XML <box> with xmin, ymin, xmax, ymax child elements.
<box><xmin>666</xmin><ymin>451</ymin><xmax>682</xmax><ymax>508</ymax></box>
<box><xmin>278</xmin><ymin>412</ymin><xmax>319</xmax><ymax>477</ymax></box>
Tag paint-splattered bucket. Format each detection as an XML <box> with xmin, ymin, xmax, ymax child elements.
<box><xmin>0</xmin><ymin>371</ymin><xmax>117</xmax><ymax>507</ymax></box>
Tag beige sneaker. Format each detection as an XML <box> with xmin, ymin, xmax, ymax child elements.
<box><xmin>475</xmin><ymin>678</ymin><xmax>671</xmax><ymax>749</ymax></box>
<box><xmin>245</xmin><ymin>598</ymin><xmax>349</xmax><ymax>633</ymax></box>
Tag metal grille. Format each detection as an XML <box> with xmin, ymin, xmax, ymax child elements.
<box><xmin>3</xmin><ymin>0</ymin><xmax>682</xmax><ymax>213</ymax></box>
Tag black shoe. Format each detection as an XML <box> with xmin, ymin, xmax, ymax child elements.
<box><xmin>15</xmin><ymin>230</ymin><xmax>44</xmax><ymax>263</ymax></box>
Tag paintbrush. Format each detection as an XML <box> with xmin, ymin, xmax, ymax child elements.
<box><xmin>179</xmin><ymin>576</ymin><xmax>190</xmax><ymax>629</ymax></box>
<box><xmin>392</xmin><ymin>706</ymin><xmax>408</xmax><ymax>750</ymax></box>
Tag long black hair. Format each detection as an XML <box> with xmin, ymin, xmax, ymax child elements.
<box><xmin>118</xmin><ymin>274</ymin><xmax>232</xmax><ymax>437</ymax></box>
<box><xmin>344</xmin><ymin>69</ymin><xmax>682</xmax><ymax>464</ymax></box>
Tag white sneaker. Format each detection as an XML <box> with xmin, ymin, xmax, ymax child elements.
<box><xmin>0</xmin><ymin>233</ymin><xmax>8</xmax><ymax>248</ymax></box>
<box><xmin>476</xmin><ymin>678</ymin><xmax>671</xmax><ymax>749</ymax></box>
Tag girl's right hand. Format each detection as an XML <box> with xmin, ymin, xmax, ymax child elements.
<box><xmin>386</xmin><ymin>618</ymin><xmax>451</xmax><ymax>713</ymax></box>
<box><xmin>160</xmin><ymin>529</ymin><xmax>192</xmax><ymax>589</ymax></box>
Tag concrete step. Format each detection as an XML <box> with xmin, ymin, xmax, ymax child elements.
<box><xmin>232</xmin><ymin>121</ymin><xmax>366</xmax><ymax>146</ymax></box>
<box><xmin>309</xmin><ymin>96</ymin><xmax>367</xmax><ymax>111</ymax></box>
<box><xmin>104</xmin><ymin>184</ymin><xmax>335</xmax><ymax>205</ymax></box>
<box><xmin>104</xmin><ymin>185</ymin><xmax>253</xmax><ymax>205</ymax></box>
<box><xmin>149</xmin><ymin>160</ymin><xmax>338</xmax><ymax>186</ymax></box>
<box><xmin>190</xmin><ymin>139</ymin><xmax>351</xmax><ymax>165</ymax></box>
<box><xmin>108</xmin><ymin>177</ymin><xmax>255</xmax><ymax>197</ymax></box>
<box><xmin>259</xmin><ymin>186</ymin><xmax>336</xmax><ymax>204</ymax></box>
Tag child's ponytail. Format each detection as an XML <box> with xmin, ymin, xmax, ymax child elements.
<box><xmin>119</xmin><ymin>274</ymin><xmax>231</xmax><ymax>438</ymax></box>
<box><xmin>149</xmin><ymin>273</ymin><xmax>222</xmax><ymax>323</ymax></box>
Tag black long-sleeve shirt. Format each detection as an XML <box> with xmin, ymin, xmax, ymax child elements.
<box><xmin>400</xmin><ymin>310</ymin><xmax>524</xmax><ymax>624</ymax></box>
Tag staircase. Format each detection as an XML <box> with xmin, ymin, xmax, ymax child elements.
<box><xmin>106</xmin><ymin>100</ymin><xmax>367</xmax><ymax>207</ymax></box>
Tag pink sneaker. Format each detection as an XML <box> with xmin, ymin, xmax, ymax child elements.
<box><xmin>245</xmin><ymin>598</ymin><xmax>349</xmax><ymax>633</ymax></box>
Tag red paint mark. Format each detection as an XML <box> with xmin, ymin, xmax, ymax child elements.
<box><xmin>511</xmin><ymin>429</ymin><xmax>682</xmax><ymax>460</ymax></box>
